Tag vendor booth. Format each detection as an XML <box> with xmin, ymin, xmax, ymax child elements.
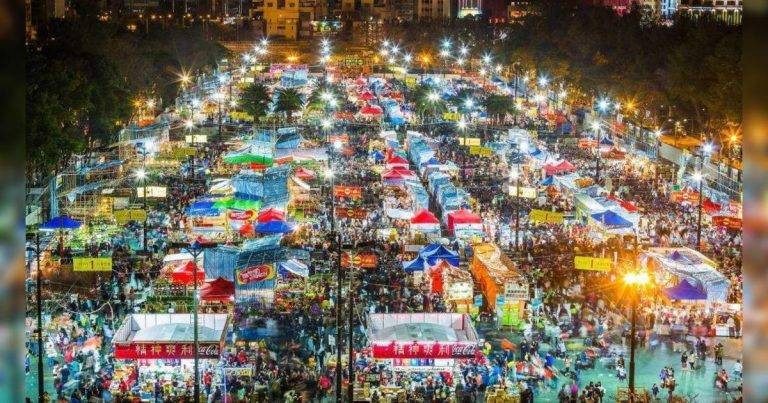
<box><xmin>640</xmin><ymin>247</ymin><xmax>730</xmax><ymax>302</ymax></box>
<box><xmin>111</xmin><ymin>313</ymin><xmax>229</xmax><ymax>400</ymax></box>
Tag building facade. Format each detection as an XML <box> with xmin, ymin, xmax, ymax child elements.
<box><xmin>416</xmin><ymin>0</ymin><xmax>451</xmax><ymax>19</ymax></box>
<box><xmin>677</xmin><ymin>0</ymin><xmax>741</xmax><ymax>24</ymax></box>
<box><xmin>457</xmin><ymin>0</ymin><xmax>481</xmax><ymax>17</ymax></box>
<box><xmin>254</xmin><ymin>0</ymin><xmax>320</xmax><ymax>39</ymax></box>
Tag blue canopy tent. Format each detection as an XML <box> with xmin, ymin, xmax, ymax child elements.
<box><xmin>590</xmin><ymin>210</ymin><xmax>633</xmax><ymax>228</ymax></box>
<box><xmin>275</xmin><ymin>132</ymin><xmax>304</xmax><ymax>149</ymax></box>
<box><xmin>664</xmin><ymin>279</ymin><xmax>707</xmax><ymax>300</ymax></box>
<box><xmin>256</xmin><ymin>220</ymin><xmax>294</xmax><ymax>234</ymax></box>
<box><xmin>186</xmin><ymin>200</ymin><xmax>221</xmax><ymax>217</ymax></box>
<box><xmin>278</xmin><ymin>259</ymin><xmax>309</xmax><ymax>278</ymax></box>
<box><xmin>371</xmin><ymin>150</ymin><xmax>386</xmax><ymax>162</ymax></box>
<box><xmin>41</xmin><ymin>216</ymin><xmax>82</xmax><ymax>230</ymax></box>
<box><xmin>540</xmin><ymin>176</ymin><xmax>554</xmax><ymax>186</ymax></box>
<box><xmin>419</xmin><ymin>244</ymin><xmax>460</xmax><ymax>266</ymax></box>
<box><xmin>403</xmin><ymin>256</ymin><xmax>427</xmax><ymax>273</ymax></box>
<box><xmin>599</xmin><ymin>137</ymin><xmax>614</xmax><ymax>146</ymax></box>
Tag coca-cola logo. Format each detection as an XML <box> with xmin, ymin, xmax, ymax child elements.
<box><xmin>236</xmin><ymin>264</ymin><xmax>275</xmax><ymax>285</ymax></box>
<box><xmin>450</xmin><ymin>344</ymin><xmax>476</xmax><ymax>357</ymax></box>
<box><xmin>199</xmin><ymin>344</ymin><xmax>220</xmax><ymax>357</ymax></box>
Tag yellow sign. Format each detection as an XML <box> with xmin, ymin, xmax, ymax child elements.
<box><xmin>458</xmin><ymin>137</ymin><xmax>481</xmax><ymax>146</ymax></box>
<box><xmin>510</xmin><ymin>186</ymin><xmax>537</xmax><ymax>199</ymax></box>
<box><xmin>529</xmin><ymin>209</ymin><xmax>563</xmax><ymax>224</ymax></box>
<box><xmin>574</xmin><ymin>256</ymin><xmax>612</xmax><ymax>271</ymax></box>
<box><xmin>137</xmin><ymin>186</ymin><xmax>167</xmax><ymax>198</ymax></box>
<box><xmin>230</xmin><ymin>111</ymin><xmax>254</xmax><ymax>122</ymax></box>
<box><xmin>469</xmin><ymin>146</ymin><xmax>493</xmax><ymax>156</ymax></box>
<box><xmin>442</xmin><ymin>112</ymin><xmax>460</xmax><ymax>122</ymax></box>
<box><xmin>73</xmin><ymin>257</ymin><xmax>113</xmax><ymax>272</ymax></box>
<box><xmin>172</xmin><ymin>147</ymin><xmax>197</xmax><ymax>159</ymax></box>
<box><xmin>114</xmin><ymin>209</ymin><xmax>147</xmax><ymax>224</ymax></box>
<box><xmin>184</xmin><ymin>135</ymin><xmax>208</xmax><ymax>144</ymax></box>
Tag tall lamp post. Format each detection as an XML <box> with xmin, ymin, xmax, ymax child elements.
<box><xmin>458</xmin><ymin>117</ymin><xmax>468</xmax><ymax>184</ymax></box>
<box><xmin>26</xmin><ymin>232</ymin><xmax>44</xmax><ymax>400</ymax></box>
<box><xmin>347</xmin><ymin>263</ymin><xmax>355</xmax><ymax>403</ymax></box>
<box><xmin>512</xmin><ymin>141</ymin><xmax>528</xmax><ymax>252</ymax></box>
<box><xmin>623</xmin><ymin>271</ymin><xmax>651</xmax><ymax>402</ymax></box>
<box><xmin>190</xmin><ymin>241</ymin><xmax>203</xmax><ymax>403</ymax></box>
<box><xmin>325</xmin><ymin>165</ymin><xmax>344</xmax><ymax>403</ymax></box>
<box><xmin>693</xmin><ymin>142</ymin><xmax>714</xmax><ymax>250</ymax></box>
<box><xmin>135</xmin><ymin>167</ymin><xmax>148</xmax><ymax>252</ymax></box>
<box><xmin>591</xmin><ymin>121</ymin><xmax>602</xmax><ymax>184</ymax></box>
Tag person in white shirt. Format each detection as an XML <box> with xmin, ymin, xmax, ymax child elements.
<box><xmin>733</xmin><ymin>360</ymin><xmax>742</xmax><ymax>378</ymax></box>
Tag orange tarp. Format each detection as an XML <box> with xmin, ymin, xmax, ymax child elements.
<box><xmin>469</xmin><ymin>243</ymin><xmax>524</xmax><ymax>311</ymax></box>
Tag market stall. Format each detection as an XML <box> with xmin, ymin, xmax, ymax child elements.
<box><xmin>111</xmin><ymin>313</ymin><xmax>229</xmax><ymax>400</ymax></box>
<box><xmin>640</xmin><ymin>247</ymin><xmax>730</xmax><ymax>302</ymax></box>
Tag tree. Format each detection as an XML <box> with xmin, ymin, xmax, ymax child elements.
<box><xmin>483</xmin><ymin>94</ymin><xmax>514</xmax><ymax>123</ymax></box>
<box><xmin>274</xmin><ymin>88</ymin><xmax>304</xmax><ymax>122</ymax></box>
<box><xmin>412</xmin><ymin>84</ymin><xmax>446</xmax><ymax>117</ymax></box>
<box><xmin>241</xmin><ymin>83</ymin><xmax>271</xmax><ymax>121</ymax></box>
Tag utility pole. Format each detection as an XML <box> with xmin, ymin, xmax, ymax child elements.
<box><xmin>191</xmin><ymin>244</ymin><xmax>202</xmax><ymax>403</ymax></box>
<box><xmin>347</xmin><ymin>266</ymin><xmax>355</xmax><ymax>402</ymax></box>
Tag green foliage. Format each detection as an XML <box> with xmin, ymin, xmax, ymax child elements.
<box><xmin>26</xmin><ymin>18</ymin><xmax>228</xmax><ymax>184</ymax></box>
<box><xmin>483</xmin><ymin>94</ymin><xmax>514</xmax><ymax>120</ymax></box>
<box><xmin>274</xmin><ymin>88</ymin><xmax>304</xmax><ymax>122</ymax></box>
<box><xmin>412</xmin><ymin>83</ymin><xmax>447</xmax><ymax>116</ymax></box>
<box><xmin>241</xmin><ymin>83</ymin><xmax>272</xmax><ymax>120</ymax></box>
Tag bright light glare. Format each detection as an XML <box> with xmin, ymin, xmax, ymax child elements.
<box><xmin>322</xmin><ymin>119</ymin><xmax>332</xmax><ymax>129</ymax></box>
<box><xmin>538</xmin><ymin>76</ymin><xmax>548</xmax><ymax>86</ymax></box>
<box><xmin>457</xmin><ymin>119</ymin><xmax>467</xmax><ymax>130</ymax></box>
<box><xmin>135</xmin><ymin>168</ymin><xmax>147</xmax><ymax>179</ymax></box>
<box><xmin>184</xmin><ymin>120</ymin><xmax>195</xmax><ymax>129</ymax></box>
<box><xmin>459</xmin><ymin>46</ymin><xmax>468</xmax><ymax>55</ymax></box>
<box><xmin>692</xmin><ymin>172</ymin><xmax>703</xmax><ymax>182</ymax></box>
<box><xmin>146</xmin><ymin>99</ymin><xmax>156</xmax><ymax>109</ymax></box>
<box><xmin>654</xmin><ymin>129</ymin><xmax>663</xmax><ymax>137</ymax></box>
<box><xmin>591</xmin><ymin>122</ymin><xmax>601</xmax><ymax>131</ymax></box>
<box><xmin>428</xmin><ymin>92</ymin><xmax>439</xmax><ymax>102</ymax></box>
<box><xmin>403</xmin><ymin>53</ymin><xmax>412</xmax><ymax>63</ymax></box>
<box><xmin>598</xmin><ymin>99</ymin><xmax>610</xmax><ymax>111</ymax></box>
<box><xmin>624</xmin><ymin>272</ymin><xmax>650</xmax><ymax>285</ymax></box>
<box><xmin>191</xmin><ymin>98</ymin><xmax>201</xmax><ymax>108</ymax></box>
<box><xmin>333</xmin><ymin>140</ymin><xmax>342</xmax><ymax>150</ymax></box>
<box><xmin>324</xmin><ymin>169</ymin><xmax>334</xmax><ymax>179</ymax></box>
<box><xmin>464</xmin><ymin>98</ymin><xmax>474</xmax><ymax>109</ymax></box>
<box><xmin>703</xmin><ymin>143</ymin><xmax>714</xmax><ymax>155</ymax></box>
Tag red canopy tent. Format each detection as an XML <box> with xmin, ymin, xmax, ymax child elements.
<box><xmin>295</xmin><ymin>167</ymin><xmax>316</xmax><ymax>180</ymax></box>
<box><xmin>170</xmin><ymin>261</ymin><xmax>206</xmax><ymax>286</ymax></box>
<box><xmin>360</xmin><ymin>105</ymin><xmax>383</xmax><ymax>116</ymax></box>
<box><xmin>555</xmin><ymin>160</ymin><xmax>576</xmax><ymax>172</ymax></box>
<box><xmin>447</xmin><ymin>209</ymin><xmax>483</xmax><ymax>234</ymax></box>
<box><xmin>239</xmin><ymin>221</ymin><xmax>255</xmax><ymax>238</ymax></box>
<box><xmin>702</xmin><ymin>198</ymin><xmax>722</xmax><ymax>215</ymax></box>
<box><xmin>359</xmin><ymin>91</ymin><xmax>374</xmax><ymax>101</ymax></box>
<box><xmin>389</xmin><ymin>167</ymin><xmax>417</xmax><ymax>177</ymax></box>
<box><xmin>411</xmin><ymin>209</ymin><xmax>440</xmax><ymax>225</ymax></box>
<box><xmin>381</xmin><ymin>170</ymin><xmax>406</xmax><ymax>182</ymax></box>
<box><xmin>607</xmin><ymin>194</ymin><xmax>639</xmax><ymax>213</ymax></box>
<box><xmin>257</xmin><ymin>208</ymin><xmax>286</xmax><ymax>223</ymax></box>
<box><xmin>200</xmin><ymin>278</ymin><xmax>235</xmax><ymax>303</ymax></box>
<box><xmin>386</xmin><ymin>155</ymin><xmax>409</xmax><ymax>168</ymax></box>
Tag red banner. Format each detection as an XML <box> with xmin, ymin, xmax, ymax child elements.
<box><xmin>335</xmin><ymin>207</ymin><xmax>368</xmax><ymax>220</ymax></box>
<box><xmin>712</xmin><ymin>216</ymin><xmax>742</xmax><ymax>230</ymax></box>
<box><xmin>341</xmin><ymin>252</ymin><xmax>378</xmax><ymax>268</ymax></box>
<box><xmin>236</xmin><ymin>264</ymin><xmax>276</xmax><ymax>285</ymax></box>
<box><xmin>114</xmin><ymin>342</ymin><xmax>222</xmax><ymax>360</ymax></box>
<box><xmin>371</xmin><ymin>342</ymin><xmax>476</xmax><ymax>359</ymax></box>
<box><xmin>334</xmin><ymin>185</ymin><xmax>362</xmax><ymax>200</ymax></box>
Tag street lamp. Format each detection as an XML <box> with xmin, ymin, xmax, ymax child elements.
<box><xmin>26</xmin><ymin>232</ymin><xmax>44</xmax><ymax>400</ymax></box>
<box><xmin>623</xmin><ymin>271</ymin><xmax>651</xmax><ymax>402</ymax></box>
<box><xmin>135</xmin><ymin>168</ymin><xmax>148</xmax><ymax>252</ymax></box>
<box><xmin>592</xmin><ymin>121</ymin><xmax>602</xmax><ymax>183</ymax></box>
<box><xmin>188</xmin><ymin>241</ymin><xmax>204</xmax><ymax>403</ymax></box>
<box><xmin>458</xmin><ymin>117</ymin><xmax>469</xmax><ymax>183</ymax></box>
<box><xmin>512</xmin><ymin>141</ymin><xmax>528</xmax><ymax>252</ymax></box>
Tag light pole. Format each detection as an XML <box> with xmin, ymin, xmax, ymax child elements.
<box><xmin>135</xmin><ymin>167</ymin><xmax>148</xmax><ymax>252</ymax></box>
<box><xmin>591</xmin><ymin>121</ymin><xmax>602</xmax><ymax>184</ymax></box>
<box><xmin>693</xmin><ymin>142</ymin><xmax>713</xmax><ymax>250</ymax></box>
<box><xmin>512</xmin><ymin>142</ymin><xmax>528</xmax><ymax>252</ymax></box>
<box><xmin>623</xmin><ymin>271</ymin><xmax>651</xmax><ymax>402</ymax></box>
<box><xmin>458</xmin><ymin>117</ymin><xmax>468</xmax><ymax>184</ymax></box>
<box><xmin>347</xmin><ymin>264</ymin><xmax>355</xmax><ymax>403</ymax></box>
<box><xmin>191</xmin><ymin>242</ymin><xmax>203</xmax><ymax>402</ymax></box>
<box><xmin>27</xmin><ymin>232</ymin><xmax>44</xmax><ymax>400</ymax></box>
<box><xmin>325</xmin><ymin>166</ymin><xmax>344</xmax><ymax>403</ymax></box>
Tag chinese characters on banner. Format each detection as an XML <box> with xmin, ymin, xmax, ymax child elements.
<box><xmin>113</xmin><ymin>209</ymin><xmax>147</xmax><ymax>224</ymax></box>
<box><xmin>712</xmin><ymin>216</ymin><xmax>742</xmax><ymax>230</ymax></box>
<box><xmin>341</xmin><ymin>252</ymin><xmax>378</xmax><ymax>268</ymax></box>
<box><xmin>114</xmin><ymin>342</ymin><xmax>221</xmax><ymax>359</ymax></box>
<box><xmin>335</xmin><ymin>207</ymin><xmax>368</xmax><ymax>219</ymax></box>
<box><xmin>508</xmin><ymin>186</ymin><xmax>537</xmax><ymax>199</ymax></box>
<box><xmin>333</xmin><ymin>185</ymin><xmax>362</xmax><ymax>200</ymax></box>
<box><xmin>574</xmin><ymin>256</ymin><xmax>612</xmax><ymax>271</ymax></box>
<box><xmin>371</xmin><ymin>342</ymin><xmax>476</xmax><ymax>359</ymax></box>
<box><xmin>235</xmin><ymin>264</ymin><xmax>276</xmax><ymax>285</ymax></box>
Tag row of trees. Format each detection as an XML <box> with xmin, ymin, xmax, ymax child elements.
<box><xmin>388</xmin><ymin>1</ymin><xmax>741</xmax><ymax>136</ymax></box>
<box><xmin>26</xmin><ymin>18</ymin><xmax>227</xmax><ymax>184</ymax></box>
